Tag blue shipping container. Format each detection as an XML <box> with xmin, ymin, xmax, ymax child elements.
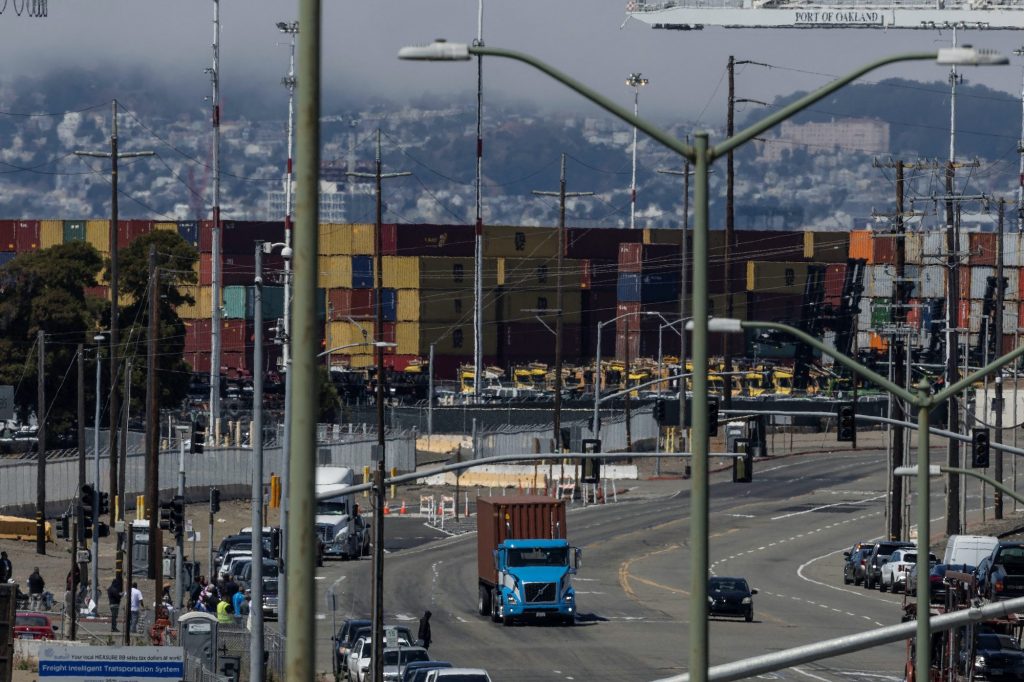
<box><xmin>380</xmin><ymin>288</ymin><xmax>397</xmax><ymax>322</ymax></box>
<box><xmin>352</xmin><ymin>256</ymin><xmax>374</xmax><ymax>288</ymax></box>
<box><xmin>0</xmin><ymin>251</ymin><xmax>15</xmax><ymax>267</ymax></box>
<box><xmin>617</xmin><ymin>272</ymin><xmax>641</xmax><ymax>302</ymax></box>
<box><xmin>178</xmin><ymin>221</ymin><xmax>199</xmax><ymax>247</ymax></box>
<box><xmin>245</xmin><ymin>285</ymin><xmax>285</xmax><ymax>321</ymax></box>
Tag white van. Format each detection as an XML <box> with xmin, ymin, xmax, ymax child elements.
<box><xmin>943</xmin><ymin>535</ymin><xmax>999</xmax><ymax>569</ymax></box>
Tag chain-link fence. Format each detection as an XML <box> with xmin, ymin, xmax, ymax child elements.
<box><xmin>474</xmin><ymin>406</ymin><xmax>656</xmax><ymax>458</ymax></box>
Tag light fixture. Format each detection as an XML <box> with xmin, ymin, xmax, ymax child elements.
<box><xmin>398</xmin><ymin>40</ymin><xmax>471</xmax><ymax>61</ymax></box>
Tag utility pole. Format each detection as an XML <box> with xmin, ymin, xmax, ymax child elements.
<box><xmin>146</xmin><ymin>246</ymin><xmax>163</xmax><ymax>607</ymax></box>
<box><xmin>347</xmin><ymin>130</ymin><xmax>409</xmax><ymax>682</ymax></box>
<box><xmin>473</xmin><ymin>0</ymin><xmax>485</xmax><ymax>398</ymax></box>
<box><xmin>995</xmin><ymin>199</ymin><xmax>1006</xmax><ymax>519</ymax></box>
<box><xmin>945</xmin><ymin>160</ymin><xmax>962</xmax><ymax>536</ymax></box>
<box><xmin>532</xmin><ymin>153</ymin><xmax>594</xmax><ymax>453</ymax></box>
<box><xmin>251</xmin><ymin>244</ymin><xmax>267</xmax><ymax>682</ymax></box>
<box><xmin>92</xmin><ymin>334</ymin><xmax>104</xmax><ymax>602</ymax></box>
<box><xmin>209</xmin><ymin>0</ymin><xmax>223</xmax><ymax>449</ymax></box>
<box><xmin>36</xmin><ymin>330</ymin><xmax>46</xmax><ymax>555</ymax></box>
<box><xmin>625</xmin><ymin>317</ymin><xmax>633</xmax><ymax>452</ymax></box>
<box><xmin>725</xmin><ymin>57</ymin><xmax>769</xmax><ymax>410</ymax></box>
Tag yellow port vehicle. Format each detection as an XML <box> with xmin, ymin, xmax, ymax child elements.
<box><xmin>458</xmin><ymin>364</ymin><xmax>505</xmax><ymax>395</ymax></box>
<box><xmin>771</xmin><ymin>368</ymin><xmax>794</xmax><ymax>395</ymax></box>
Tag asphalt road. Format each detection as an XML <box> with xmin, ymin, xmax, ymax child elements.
<box><xmin>312</xmin><ymin>449</ymin><xmax>939</xmax><ymax>682</ymax></box>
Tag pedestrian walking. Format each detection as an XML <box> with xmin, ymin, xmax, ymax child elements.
<box><xmin>231</xmin><ymin>587</ymin><xmax>245</xmax><ymax>624</ymax></box>
<box><xmin>129</xmin><ymin>582</ymin><xmax>145</xmax><ymax>633</ymax></box>
<box><xmin>107</xmin><ymin>576</ymin><xmax>123</xmax><ymax>632</ymax></box>
<box><xmin>27</xmin><ymin>567</ymin><xmax>45</xmax><ymax>611</ymax></box>
<box><xmin>417</xmin><ymin>610</ymin><xmax>432</xmax><ymax>650</ymax></box>
<box><xmin>0</xmin><ymin>551</ymin><xmax>12</xmax><ymax>583</ymax></box>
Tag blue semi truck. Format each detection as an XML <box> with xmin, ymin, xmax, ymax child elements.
<box><xmin>475</xmin><ymin>496</ymin><xmax>581</xmax><ymax>626</ymax></box>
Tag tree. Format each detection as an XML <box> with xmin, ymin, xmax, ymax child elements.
<box><xmin>111</xmin><ymin>230</ymin><xmax>198</xmax><ymax>415</ymax></box>
<box><xmin>317</xmin><ymin>367</ymin><xmax>341</xmax><ymax>423</ymax></box>
<box><xmin>0</xmin><ymin>241</ymin><xmax>104</xmax><ymax>432</ymax></box>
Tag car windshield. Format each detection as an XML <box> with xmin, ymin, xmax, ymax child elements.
<box><xmin>710</xmin><ymin>578</ymin><xmax>749</xmax><ymax>592</ymax></box>
<box><xmin>996</xmin><ymin>546</ymin><xmax>1024</xmax><ymax>571</ymax></box>
<box><xmin>507</xmin><ymin>547</ymin><xmax>568</xmax><ymax>567</ymax></box>
<box><xmin>383</xmin><ymin>650</ymin><xmax>430</xmax><ymax>666</ymax></box>
<box><xmin>977</xmin><ymin>634</ymin><xmax>1022</xmax><ymax>651</ymax></box>
<box><xmin>318</xmin><ymin>499</ymin><xmax>349</xmax><ymax>515</ymax></box>
<box><xmin>361</xmin><ymin>642</ymin><xmax>371</xmax><ymax>657</ymax></box>
<box><xmin>16</xmin><ymin>615</ymin><xmax>48</xmax><ymax>627</ymax></box>
<box><xmin>263</xmin><ymin>579</ymin><xmax>278</xmax><ymax>595</ymax></box>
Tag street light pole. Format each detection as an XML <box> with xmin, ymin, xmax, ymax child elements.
<box><xmin>398</xmin><ymin>40</ymin><xmax>1006</xmax><ymax>682</ymax></box>
<box><xmin>626</xmin><ymin>72</ymin><xmax>648</xmax><ymax>230</ymax></box>
<box><xmin>92</xmin><ymin>334</ymin><xmax>104</xmax><ymax>607</ymax></box>
<box><xmin>251</xmin><ymin>243</ymin><xmax>266</xmax><ymax>682</ymax></box>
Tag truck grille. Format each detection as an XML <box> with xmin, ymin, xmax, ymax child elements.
<box><xmin>316</xmin><ymin>524</ymin><xmax>334</xmax><ymax>543</ymax></box>
<box><xmin>524</xmin><ymin>582</ymin><xmax>557</xmax><ymax>603</ymax></box>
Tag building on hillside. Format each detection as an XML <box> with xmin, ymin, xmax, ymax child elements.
<box><xmin>757</xmin><ymin>118</ymin><xmax>889</xmax><ymax>163</ymax></box>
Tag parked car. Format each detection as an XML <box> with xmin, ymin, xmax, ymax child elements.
<box><xmin>880</xmin><ymin>549</ymin><xmax>937</xmax><ymax>593</ymax></box>
<box><xmin>424</xmin><ymin>670</ymin><xmax>493</xmax><ymax>682</ymax></box>
<box><xmin>843</xmin><ymin>547</ymin><xmax>874</xmax><ymax>585</ymax></box>
<box><xmin>707</xmin><ymin>576</ymin><xmax>756</xmax><ymax>622</ymax></box>
<box><xmin>402</xmin><ymin>662</ymin><xmax>454</xmax><ymax>682</ymax></box>
<box><xmin>333</xmin><ymin>618</ymin><xmax>371</xmax><ymax>677</ymax></box>
<box><xmin>261</xmin><ymin>578</ymin><xmax>278</xmax><ymax>619</ymax></box>
<box><xmin>972</xmin><ymin>631</ymin><xmax>1024</xmax><ymax>681</ymax></box>
<box><xmin>864</xmin><ymin>540</ymin><xmax>915</xmax><ymax>590</ymax></box>
<box><xmin>382</xmin><ymin>645</ymin><xmax>430</xmax><ymax>682</ymax></box>
<box><xmin>980</xmin><ymin>542</ymin><xmax>1024</xmax><ymax>601</ymax></box>
<box><xmin>14</xmin><ymin>612</ymin><xmax>57</xmax><ymax>640</ymax></box>
<box><xmin>348</xmin><ymin>635</ymin><xmax>412</xmax><ymax>682</ymax></box>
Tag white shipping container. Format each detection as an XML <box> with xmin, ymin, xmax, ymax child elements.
<box><xmin>969</xmin><ymin>300</ymin><xmax>983</xmax><ymax>333</ymax></box>
<box><xmin>855</xmin><ymin>331</ymin><xmax>872</xmax><ymax>349</ymax></box>
<box><xmin>959</xmin><ymin>232</ymin><xmax>970</xmax><ymax>257</ymax></box>
<box><xmin>969</xmin><ymin>266</ymin><xmax>996</xmax><ymax>300</ymax></box>
<box><xmin>905</xmin><ymin>233</ymin><xmax>923</xmax><ymax>265</ymax></box>
<box><xmin>923</xmin><ymin>231</ymin><xmax>946</xmax><ymax>259</ymax></box>
<box><xmin>1004</xmin><ymin>233</ymin><xmax>1022</xmax><ymax>267</ymax></box>
<box><xmin>857</xmin><ymin>297</ymin><xmax>872</xmax><ymax>329</ymax></box>
<box><xmin>903</xmin><ymin>265</ymin><xmax>920</xmax><ymax>297</ymax></box>
<box><xmin>867</xmin><ymin>264</ymin><xmax>895</xmax><ymax>298</ymax></box>
<box><xmin>1005</xmin><ymin>268</ymin><xmax>1020</xmax><ymax>300</ymax></box>
<box><xmin>919</xmin><ymin>265</ymin><xmax>945</xmax><ymax>299</ymax></box>
<box><xmin>1003</xmin><ymin>304</ymin><xmax>1020</xmax><ymax>334</ymax></box>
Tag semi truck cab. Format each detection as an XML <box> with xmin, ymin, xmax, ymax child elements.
<box><xmin>492</xmin><ymin>539</ymin><xmax>581</xmax><ymax>624</ymax></box>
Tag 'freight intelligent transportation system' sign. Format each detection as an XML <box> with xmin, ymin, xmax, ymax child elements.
<box><xmin>38</xmin><ymin>645</ymin><xmax>184</xmax><ymax>681</ymax></box>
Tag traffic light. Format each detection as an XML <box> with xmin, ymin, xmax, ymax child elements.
<box><xmin>98</xmin><ymin>491</ymin><xmax>110</xmax><ymax>516</ymax></box>
<box><xmin>837</xmin><ymin>402</ymin><xmax>856</xmax><ymax>442</ymax></box>
<box><xmin>654</xmin><ymin>398</ymin><xmax>666</xmax><ymax>424</ymax></box>
<box><xmin>80</xmin><ymin>484</ymin><xmax>95</xmax><ymax>536</ymax></box>
<box><xmin>708</xmin><ymin>399</ymin><xmax>719</xmax><ymax>437</ymax></box>
<box><xmin>210</xmin><ymin>487</ymin><xmax>221</xmax><ymax>514</ymax></box>
<box><xmin>159</xmin><ymin>499</ymin><xmax>174</xmax><ymax>532</ymax></box>
<box><xmin>654</xmin><ymin>398</ymin><xmax>680</xmax><ymax>427</ymax></box>
<box><xmin>972</xmin><ymin>428</ymin><xmax>991</xmax><ymax>468</ymax></box>
<box><xmin>581</xmin><ymin>439</ymin><xmax>601</xmax><ymax>484</ymax></box>
<box><xmin>190</xmin><ymin>420</ymin><xmax>205</xmax><ymax>454</ymax></box>
<box><xmin>56</xmin><ymin>513</ymin><xmax>69</xmax><ymax>540</ymax></box>
<box><xmin>170</xmin><ymin>495</ymin><xmax>185</xmax><ymax>539</ymax></box>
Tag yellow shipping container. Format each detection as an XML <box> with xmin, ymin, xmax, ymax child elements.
<box><xmin>86</xmin><ymin>219</ymin><xmax>110</xmax><ymax>253</ymax></box>
<box><xmin>351</xmin><ymin>224</ymin><xmax>376</xmax><ymax>255</ymax></box>
<box><xmin>318</xmin><ymin>255</ymin><xmax>353</xmax><ymax>289</ymax></box>
<box><xmin>501</xmin><ymin>257</ymin><xmax>582</xmax><ymax>289</ymax></box>
<box><xmin>40</xmin><ymin>220</ymin><xmax>62</xmax><ymax>249</ymax></box>
<box><xmin>154</xmin><ymin>222</ymin><xmax>178</xmax><ymax>232</ymax></box>
<box><xmin>803</xmin><ymin>231</ymin><xmax>849</xmax><ymax>263</ymax></box>
<box><xmin>418</xmin><ymin>257</ymin><xmax>499</xmax><ymax>290</ymax></box>
<box><xmin>396</xmin><ymin>289</ymin><xmax>419</xmax><ymax>322</ymax></box>
<box><xmin>179</xmin><ymin>286</ymin><xmax>214</xmax><ymax>319</ymax></box>
<box><xmin>344</xmin><ymin>353</ymin><xmax>376</xmax><ymax>369</ymax></box>
<box><xmin>382</xmin><ymin>256</ymin><xmax>419</xmax><ymax>289</ymax></box>
<box><xmin>395</xmin><ymin>321</ymin><xmax>496</xmax><ymax>356</ymax></box>
<box><xmin>746</xmin><ymin>261</ymin><xmax>809</xmax><ymax>296</ymax></box>
<box><xmin>326</xmin><ymin>321</ymin><xmax>376</xmax><ymax>350</ymax></box>
<box><xmin>319</xmin><ymin>223</ymin><xmax>353</xmax><ymax>255</ymax></box>
<box><xmin>502</xmin><ymin>290</ymin><xmax>582</xmax><ymax>323</ymax></box>
<box><xmin>418</xmin><ymin>289</ymin><xmax>488</xmax><ymax>323</ymax></box>
<box><xmin>644</xmin><ymin>228</ymin><xmax>683</xmax><ymax>246</ymax></box>
<box><xmin>708</xmin><ymin>293</ymin><xmax>747</xmax><ymax>320</ymax></box>
<box><xmin>484</xmin><ymin>226</ymin><xmax>559</xmax><ymax>258</ymax></box>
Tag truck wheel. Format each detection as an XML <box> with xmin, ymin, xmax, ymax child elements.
<box><xmin>490</xmin><ymin>590</ymin><xmax>501</xmax><ymax>623</ymax></box>
<box><xmin>478</xmin><ymin>586</ymin><xmax>491</xmax><ymax>617</ymax></box>
<box><xmin>502</xmin><ymin>614</ymin><xmax>514</xmax><ymax>627</ymax></box>
<box><xmin>562</xmin><ymin>615</ymin><xmax>575</xmax><ymax>626</ymax></box>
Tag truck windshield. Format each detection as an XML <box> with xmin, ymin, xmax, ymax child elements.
<box><xmin>507</xmin><ymin>547</ymin><xmax>568</xmax><ymax>567</ymax></box>
<box><xmin>318</xmin><ymin>499</ymin><xmax>349</xmax><ymax>515</ymax></box>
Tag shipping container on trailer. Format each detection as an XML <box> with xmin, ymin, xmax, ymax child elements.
<box><xmin>40</xmin><ymin>220</ymin><xmax>62</xmax><ymax>249</ymax></box>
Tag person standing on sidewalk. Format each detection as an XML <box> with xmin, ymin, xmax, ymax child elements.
<box><xmin>0</xmin><ymin>551</ymin><xmax>12</xmax><ymax>583</ymax></box>
<box><xmin>129</xmin><ymin>582</ymin><xmax>145</xmax><ymax>633</ymax></box>
<box><xmin>107</xmin><ymin>576</ymin><xmax>123</xmax><ymax>632</ymax></box>
<box><xmin>27</xmin><ymin>567</ymin><xmax>45</xmax><ymax>611</ymax></box>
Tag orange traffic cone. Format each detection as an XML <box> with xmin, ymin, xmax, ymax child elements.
<box><xmin>383</xmin><ymin>501</ymin><xmax>391</xmax><ymax>515</ymax></box>
<box><xmin>400</xmin><ymin>500</ymin><xmax>407</xmax><ymax>515</ymax></box>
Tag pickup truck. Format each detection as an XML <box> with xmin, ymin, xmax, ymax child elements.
<box><xmin>981</xmin><ymin>542</ymin><xmax>1024</xmax><ymax>601</ymax></box>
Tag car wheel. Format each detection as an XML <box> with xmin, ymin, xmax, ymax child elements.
<box><xmin>478</xmin><ymin>585</ymin><xmax>491</xmax><ymax>617</ymax></box>
<box><xmin>879</xmin><ymin>577</ymin><xmax>887</xmax><ymax>592</ymax></box>
<box><xmin>864</xmin><ymin>577</ymin><xmax>872</xmax><ymax>590</ymax></box>
<box><xmin>745</xmin><ymin>609</ymin><xmax>753</xmax><ymax>623</ymax></box>
<box><xmin>843</xmin><ymin>572</ymin><xmax>852</xmax><ymax>585</ymax></box>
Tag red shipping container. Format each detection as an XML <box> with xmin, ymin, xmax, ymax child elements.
<box><xmin>870</xmin><ymin>234</ymin><xmax>897</xmax><ymax>265</ymax></box>
<box><xmin>959</xmin><ymin>300</ymin><xmax>971</xmax><ymax>329</ymax></box>
<box><xmin>380</xmin><ymin>223</ymin><xmax>397</xmax><ymax>255</ymax></box>
<box><xmin>969</xmin><ymin>232</ymin><xmax>997</xmax><ymax>266</ymax></box>
<box><xmin>327</xmin><ymin>289</ymin><xmax>376</xmax><ymax>320</ymax></box>
<box><xmin>823</xmin><ymin>263</ymin><xmax>847</xmax><ymax>303</ymax></box>
<box><xmin>117</xmin><ymin>219</ymin><xmax>152</xmax><ymax>248</ymax></box>
<box><xmin>0</xmin><ymin>220</ymin><xmax>16</xmax><ymax>251</ymax></box>
<box><xmin>380</xmin><ymin>322</ymin><xmax>396</xmax><ymax>346</ymax></box>
<box><xmin>614</xmin><ymin>329</ymin><xmax>641</xmax><ymax>362</ymax></box>
<box><xmin>184</xmin><ymin>319</ymin><xmax>212</xmax><ymax>353</ymax></box>
<box><xmin>618</xmin><ymin>243</ymin><xmax>642</xmax><ymax>273</ymax></box>
<box><xmin>14</xmin><ymin>220</ymin><xmax>40</xmax><ymax>252</ymax></box>
<box><xmin>221</xmin><ymin>320</ymin><xmax>247</xmax><ymax>352</ymax></box>
<box><xmin>220</xmin><ymin>350</ymin><xmax>248</xmax><ymax>372</ymax></box>
<box><xmin>580</xmin><ymin>259</ymin><xmax>592</xmax><ymax>290</ymax></box>
<box><xmin>200</xmin><ymin>253</ymin><xmax>213</xmax><ymax>286</ymax></box>
<box><xmin>199</xmin><ymin>220</ymin><xmax>214</xmax><ymax>253</ymax></box>
<box><xmin>906</xmin><ymin>299</ymin><xmax>921</xmax><ymax>329</ymax></box>
<box><xmin>184</xmin><ymin>351</ymin><xmax>212</xmax><ymax>374</ymax></box>
<box><xmin>393</xmin><ymin>224</ymin><xmax>475</xmax><ymax>257</ymax></box>
<box><xmin>958</xmin><ymin>266</ymin><xmax>971</xmax><ymax>303</ymax></box>
<box><xmin>85</xmin><ymin>285</ymin><xmax>109</xmax><ymax>300</ymax></box>
<box><xmin>565</xmin><ymin>227</ymin><xmax>643</xmax><ymax>260</ymax></box>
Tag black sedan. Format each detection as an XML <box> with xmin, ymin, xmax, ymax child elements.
<box><xmin>708</xmin><ymin>576</ymin><xmax>757</xmax><ymax>622</ymax></box>
<box><xmin>973</xmin><ymin>632</ymin><xmax>1024</xmax><ymax>681</ymax></box>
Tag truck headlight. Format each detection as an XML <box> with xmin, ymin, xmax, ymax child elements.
<box><xmin>564</xmin><ymin>593</ymin><xmax>573</xmax><ymax>602</ymax></box>
<box><xmin>742</xmin><ymin>597</ymin><xmax>752</xmax><ymax>605</ymax></box>
<box><xmin>506</xmin><ymin>594</ymin><xmax>516</xmax><ymax>604</ymax></box>
<box><xmin>975</xmin><ymin>656</ymin><xmax>987</xmax><ymax>668</ymax></box>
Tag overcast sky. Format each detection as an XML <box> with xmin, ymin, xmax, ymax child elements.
<box><xmin>4</xmin><ymin>1</ymin><xmax>1024</xmax><ymax>128</ymax></box>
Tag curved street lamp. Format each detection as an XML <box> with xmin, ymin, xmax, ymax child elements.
<box><xmin>626</xmin><ymin>72</ymin><xmax>648</xmax><ymax>229</ymax></box>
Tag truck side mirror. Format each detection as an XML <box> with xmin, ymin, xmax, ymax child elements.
<box><xmin>842</xmin><ymin>551</ymin><xmax>850</xmax><ymax>559</ymax></box>
<box><xmin>574</xmin><ymin>548</ymin><xmax>583</xmax><ymax>571</ymax></box>
<box><xmin>492</xmin><ymin>549</ymin><xmax>500</xmax><ymax>572</ymax></box>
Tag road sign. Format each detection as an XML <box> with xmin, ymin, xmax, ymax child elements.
<box><xmin>0</xmin><ymin>385</ymin><xmax>12</xmax><ymax>421</ymax></box>
<box><xmin>385</xmin><ymin>626</ymin><xmax>398</xmax><ymax>649</ymax></box>
<box><xmin>37</xmin><ymin>644</ymin><xmax>184</xmax><ymax>682</ymax></box>
<box><xmin>76</xmin><ymin>549</ymin><xmax>91</xmax><ymax>564</ymax></box>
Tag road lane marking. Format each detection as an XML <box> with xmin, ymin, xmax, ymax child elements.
<box><xmin>619</xmin><ymin>544</ymin><xmax>686</xmax><ymax>600</ymax></box>
<box><xmin>792</xmin><ymin>667</ymin><xmax>831</xmax><ymax>682</ymax></box>
<box><xmin>771</xmin><ymin>494</ymin><xmax>885</xmax><ymax>521</ymax></box>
